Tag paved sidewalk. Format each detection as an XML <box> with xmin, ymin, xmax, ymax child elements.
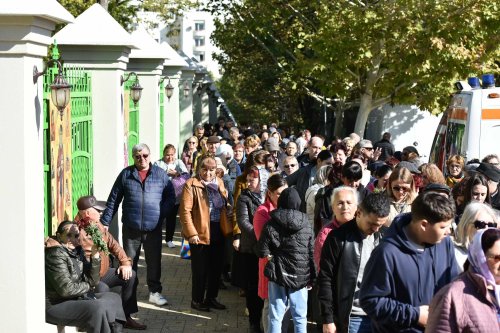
<box><xmin>124</xmin><ymin>228</ymin><xmax>252</xmax><ymax>333</ymax></box>
<box><xmin>124</xmin><ymin>224</ymin><xmax>318</xmax><ymax>333</ymax></box>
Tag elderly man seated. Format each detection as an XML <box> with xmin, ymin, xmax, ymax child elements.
<box><xmin>75</xmin><ymin>195</ymin><xmax>146</xmax><ymax>330</ymax></box>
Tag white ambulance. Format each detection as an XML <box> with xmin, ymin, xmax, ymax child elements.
<box><xmin>430</xmin><ymin>74</ymin><xmax>500</xmax><ymax>170</ymax></box>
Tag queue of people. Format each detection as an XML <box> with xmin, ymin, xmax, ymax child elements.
<box><xmin>44</xmin><ymin>118</ymin><xmax>500</xmax><ymax>333</ymax></box>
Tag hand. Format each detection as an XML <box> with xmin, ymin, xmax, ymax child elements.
<box><xmin>418</xmin><ymin>305</ymin><xmax>429</xmax><ymax>327</ymax></box>
<box><xmin>167</xmin><ymin>169</ymin><xmax>178</xmax><ymax>177</ymax></box>
<box><xmin>189</xmin><ymin>235</ymin><xmax>200</xmax><ymax>244</ymax></box>
<box><xmin>323</xmin><ymin>323</ymin><xmax>337</xmax><ymax>333</ymax></box>
<box><xmin>373</xmin><ymin>147</ymin><xmax>382</xmax><ymax>160</ymax></box>
<box><xmin>232</xmin><ymin>239</ymin><xmax>240</xmax><ymax>251</ymax></box>
<box><xmin>117</xmin><ymin>265</ymin><xmax>133</xmax><ymax>280</ymax></box>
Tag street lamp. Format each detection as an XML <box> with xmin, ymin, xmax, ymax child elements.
<box><xmin>159</xmin><ymin>76</ymin><xmax>175</xmax><ymax>101</ymax></box>
<box><xmin>120</xmin><ymin>72</ymin><xmax>143</xmax><ymax>106</ymax></box>
<box><xmin>183</xmin><ymin>81</ymin><xmax>190</xmax><ymax>98</ymax></box>
<box><xmin>33</xmin><ymin>60</ymin><xmax>72</xmax><ymax>119</ymax></box>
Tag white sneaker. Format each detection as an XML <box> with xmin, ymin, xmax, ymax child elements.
<box><xmin>149</xmin><ymin>292</ymin><xmax>168</xmax><ymax>306</ymax></box>
<box><xmin>166</xmin><ymin>241</ymin><xmax>176</xmax><ymax>248</ymax></box>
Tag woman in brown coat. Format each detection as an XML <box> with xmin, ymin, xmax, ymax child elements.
<box><xmin>179</xmin><ymin>155</ymin><xmax>229</xmax><ymax>312</ymax></box>
<box><xmin>426</xmin><ymin>228</ymin><xmax>500</xmax><ymax>332</ymax></box>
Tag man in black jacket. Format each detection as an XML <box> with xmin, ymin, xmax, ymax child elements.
<box><xmin>373</xmin><ymin>132</ymin><xmax>395</xmax><ymax>161</ymax></box>
<box><xmin>318</xmin><ymin>193</ymin><xmax>390</xmax><ymax>333</ymax></box>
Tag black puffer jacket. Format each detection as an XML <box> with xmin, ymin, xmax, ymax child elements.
<box><xmin>45</xmin><ymin>237</ymin><xmax>101</xmax><ymax>307</ymax></box>
<box><xmin>235</xmin><ymin>189</ymin><xmax>262</xmax><ymax>254</ymax></box>
<box><xmin>257</xmin><ymin>188</ymin><xmax>316</xmax><ymax>290</ymax></box>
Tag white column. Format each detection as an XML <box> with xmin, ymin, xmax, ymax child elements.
<box><xmin>163</xmin><ymin>70</ymin><xmax>181</xmax><ymax>151</ymax></box>
<box><xmin>179</xmin><ymin>72</ymin><xmax>195</xmax><ymax>151</ymax></box>
<box><xmin>0</xmin><ymin>14</ymin><xmax>68</xmax><ymax>333</ymax></box>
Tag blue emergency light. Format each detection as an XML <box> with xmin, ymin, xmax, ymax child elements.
<box><xmin>467</xmin><ymin>77</ymin><xmax>480</xmax><ymax>89</ymax></box>
<box><xmin>482</xmin><ymin>74</ymin><xmax>495</xmax><ymax>88</ymax></box>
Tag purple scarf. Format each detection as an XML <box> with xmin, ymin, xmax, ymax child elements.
<box><xmin>202</xmin><ymin>178</ymin><xmax>224</xmax><ymax>210</ymax></box>
<box><xmin>469</xmin><ymin>228</ymin><xmax>500</xmax><ymax>307</ymax></box>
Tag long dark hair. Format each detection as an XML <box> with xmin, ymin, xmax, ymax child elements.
<box><xmin>463</xmin><ymin>173</ymin><xmax>491</xmax><ymax>205</ymax></box>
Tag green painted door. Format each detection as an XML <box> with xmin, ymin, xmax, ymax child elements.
<box><xmin>125</xmin><ymin>77</ymin><xmax>140</xmax><ymax>165</ymax></box>
<box><xmin>69</xmin><ymin>66</ymin><xmax>93</xmax><ymax>217</ymax></box>
<box><xmin>159</xmin><ymin>81</ymin><xmax>165</xmax><ymax>156</ymax></box>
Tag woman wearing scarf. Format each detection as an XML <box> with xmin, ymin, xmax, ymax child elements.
<box><xmin>179</xmin><ymin>155</ymin><xmax>229</xmax><ymax>312</ymax></box>
<box><xmin>427</xmin><ymin>228</ymin><xmax>500</xmax><ymax>332</ymax></box>
<box><xmin>235</xmin><ymin>166</ymin><xmax>264</xmax><ymax>332</ymax></box>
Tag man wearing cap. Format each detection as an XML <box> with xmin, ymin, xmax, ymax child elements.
<box><xmin>476</xmin><ymin>162</ymin><xmax>500</xmax><ymax>210</ymax></box>
<box><xmin>76</xmin><ymin>195</ymin><xmax>146</xmax><ymax>330</ymax></box>
<box><xmin>193</xmin><ymin>136</ymin><xmax>221</xmax><ymax>175</ymax></box>
<box><xmin>101</xmin><ymin>143</ymin><xmax>175</xmax><ymax>308</ymax></box>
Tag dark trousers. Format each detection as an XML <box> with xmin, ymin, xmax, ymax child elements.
<box><xmin>164</xmin><ymin>204</ymin><xmax>179</xmax><ymax>242</ymax></box>
<box><xmin>122</xmin><ymin>223</ymin><xmax>163</xmax><ymax>293</ymax></box>
<box><xmin>241</xmin><ymin>252</ymin><xmax>264</xmax><ymax>326</ymax></box>
<box><xmin>190</xmin><ymin>240</ymin><xmax>225</xmax><ymax>303</ymax></box>
<box><xmin>46</xmin><ymin>292</ymin><xmax>125</xmax><ymax>333</ymax></box>
<box><xmin>95</xmin><ymin>267</ymin><xmax>139</xmax><ymax>316</ymax></box>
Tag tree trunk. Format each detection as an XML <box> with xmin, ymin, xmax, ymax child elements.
<box><xmin>99</xmin><ymin>0</ymin><xmax>109</xmax><ymax>11</ymax></box>
<box><xmin>353</xmin><ymin>93</ymin><xmax>373</xmax><ymax>137</ymax></box>
<box><xmin>334</xmin><ymin>107</ymin><xmax>344</xmax><ymax>138</ymax></box>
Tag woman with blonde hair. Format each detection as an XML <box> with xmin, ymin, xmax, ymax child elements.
<box><xmin>446</xmin><ymin>154</ymin><xmax>465</xmax><ymax>188</ymax></box>
<box><xmin>181</xmin><ymin>136</ymin><xmax>199</xmax><ymax>175</ymax></box>
<box><xmin>385</xmin><ymin>167</ymin><xmax>417</xmax><ymax>226</ymax></box>
<box><xmin>453</xmin><ymin>202</ymin><xmax>498</xmax><ymax>271</ymax></box>
<box><xmin>244</xmin><ymin>134</ymin><xmax>261</xmax><ymax>155</ymax></box>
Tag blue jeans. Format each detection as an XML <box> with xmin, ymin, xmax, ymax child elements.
<box><xmin>348</xmin><ymin>316</ymin><xmax>372</xmax><ymax>333</ymax></box>
<box><xmin>268</xmin><ymin>282</ymin><xmax>308</xmax><ymax>333</ymax></box>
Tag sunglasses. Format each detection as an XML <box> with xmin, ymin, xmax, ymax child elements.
<box><xmin>364</xmin><ymin>147</ymin><xmax>374</xmax><ymax>151</ymax></box>
<box><xmin>284</xmin><ymin>164</ymin><xmax>296</xmax><ymax>168</ymax></box>
<box><xmin>392</xmin><ymin>186</ymin><xmax>410</xmax><ymax>192</ymax></box>
<box><xmin>67</xmin><ymin>233</ymin><xmax>80</xmax><ymax>238</ymax></box>
<box><xmin>474</xmin><ymin>220</ymin><xmax>497</xmax><ymax>229</ymax></box>
<box><xmin>188</xmin><ymin>142</ymin><xmax>197</xmax><ymax>144</ymax></box>
<box><xmin>487</xmin><ymin>254</ymin><xmax>500</xmax><ymax>262</ymax></box>
<box><xmin>134</xmin><ymin>154</ymin><xmax>149</xmax><ymax>160</ymax></box>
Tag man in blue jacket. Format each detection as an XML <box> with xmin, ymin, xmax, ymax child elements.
<box><xmin>359</xmin><ymin>191</ymin><xmax>459</xmax><ymax>333</ymax></box>
<box><xmin>101</xmin><ymin>143</ymin><xmax>175</xmax><ymax>307</ymax></box>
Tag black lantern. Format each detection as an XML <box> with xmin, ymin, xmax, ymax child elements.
<box><xmin>183</xmin><ymin>81</ymin><xmax>190</xmax><ymax>98</ymax></box>
<box><xmin>121</xmin><ymin>72</ymin><xmax>143</xmax><ymax>106</ymax></box>
<box><xmin>165</xmin><ymin>80</ymin><xmax>174</xmax><ymax>100</ymax></box>
<box><xmin>33</xmin><ymin>60</ymin><xmax>72</xmax><ymax>119</ymax></box>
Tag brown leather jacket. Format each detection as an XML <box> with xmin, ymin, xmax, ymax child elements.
<box><xmin>179</xmin><ymin>176</ymin><xmax>228</xmax><ymax>245</ymax></box>
<box><xmin>75</xmin><ymin>215</ymin><xmax>132</xmax><ymax>277</ymax></box>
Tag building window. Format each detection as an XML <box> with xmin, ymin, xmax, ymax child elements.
<box><xmin>194</xmin><ymin>37</ymin><xmax>205</xmax><ymax>47</ymax></box>
<box><xmin>194</xmin><ymin>52</ymin><xmax>205</xmax><ymax>62</ymax></box>
<box><xmin>195</xmin><ymin>21</ymin><xmax>205</xmax><ymax>31</ymax></box>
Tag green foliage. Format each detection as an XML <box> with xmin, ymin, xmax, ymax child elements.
<box><xmin>206</xmin><ymin>0</ymin><xmax>500</xmax><ymax>135</ymax></box>
<box><xmin>142</xmin><ymin>0</ymin><xmax>200</xmax><ymax>22</ymax></box>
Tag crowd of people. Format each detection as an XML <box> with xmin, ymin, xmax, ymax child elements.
<box><xmin>44</xmin><ymin>116</ymin><xmax>500</xmax><ymax>333</ymax></box>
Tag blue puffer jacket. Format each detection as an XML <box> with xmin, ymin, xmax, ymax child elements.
<box><xmin>101</xmin><ymin>164</ymin><xmax>175</xmax><ymax>231</ymax></box>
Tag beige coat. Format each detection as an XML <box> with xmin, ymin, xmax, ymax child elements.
<box><xmin>179</xmin><ymin>176</ymin><xmax>228</xmax><ymax>244</ymax></box>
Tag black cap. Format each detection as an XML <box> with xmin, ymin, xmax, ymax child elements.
<box><xmin>477</xmin><ymin>162</ymin><xmax>500</xmax><ymax>182</ymax></box>
<box><xmin>76</xmin><ymin>195</ymin><xmax>107</xmax><ymax>211</ymax></box>
<box><xmin>422</xmin><ymin>183</ymin><xmax>451</xmax><ymax>196</ymax></box>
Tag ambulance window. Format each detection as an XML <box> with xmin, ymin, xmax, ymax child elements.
<box><xmin>445</xmin><ymin>122</ymin><xmax>465</xmax><ymax>158</ymax></box>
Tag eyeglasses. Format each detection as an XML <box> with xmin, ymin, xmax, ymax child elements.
<box><xmin>134</xmin><ymin>154</ymin><xmax>149</xmax><ymax>160</ymax></box>
<box><xmin>392</xmin><ymin>185</ymin><xmax>411</xmax><ymax>192</ymax></box>
<box><xmin>67</xmin><ymin>233</ymin><xmax>79</xmax><ymax>238</ymax></box>
<box><xmin>487</xmin><ymin>254</ymin><xmax>500</xmax><ymax>262</ymax></box>
<box><xmin>284</xmin><ymin>164</ymin><xmax>296</xmax><ymax>168</ymax></box>
<box><xmin>474</xmin><ymin>220</ymin><xmax>497</xmax><ymax>229</ymax></box>
<box><xmin>188</xmin><ymin>142</ymin><xmax>197</xmax><ymax>145</ymax></box>
<box><xmin>449</xmin><ymin>164</ymin><xmax>461</xmax><ymax>169</ymax></box>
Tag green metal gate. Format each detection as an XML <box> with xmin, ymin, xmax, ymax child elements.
<box><xmin>124</xmin><ymin>76</ymin><xmax>140</xmax><ymax>165</ymax></box>
<box><xmin>69</xmin><ymin>67</ymin><xmax>93</xmax><ymax>217</ymax></box>
<box><xmin>159</xmin><ymin>80</ymin><xmax>165</xmax><ymax>156</ymax></box>
<box><xmin>43</xmin><ymin>52</ymin><xmax>93</xmax><ymax>236</ymax></box>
